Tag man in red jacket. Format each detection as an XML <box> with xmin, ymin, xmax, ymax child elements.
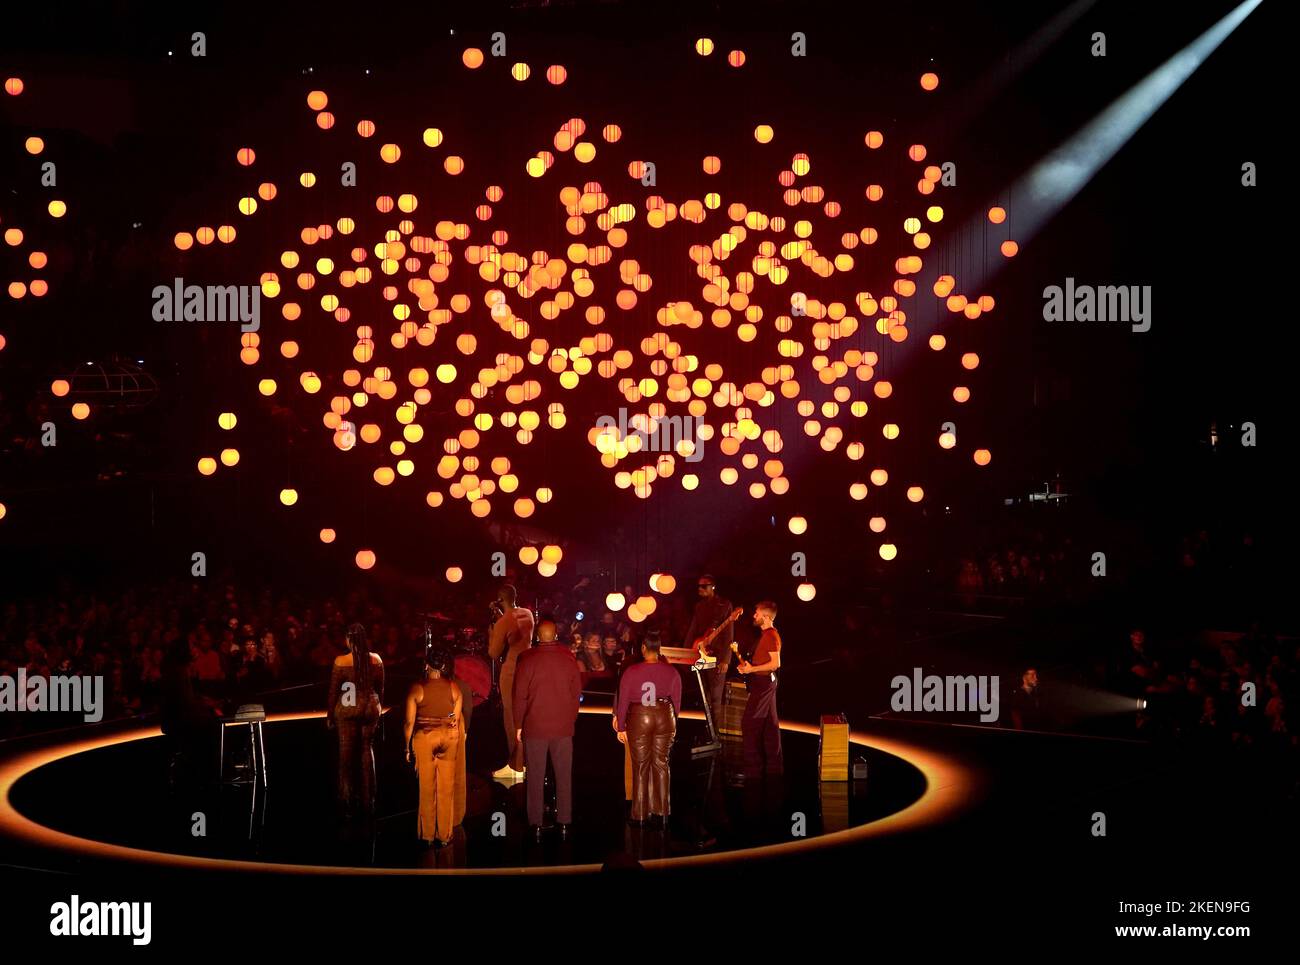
<box><xmin>513</xmin><ymin>616</ymin><xmax>583</xmax><ymax>840</ymax></box>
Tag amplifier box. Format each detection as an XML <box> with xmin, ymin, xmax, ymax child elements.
<box><xmin>819</xmin><ymin>714</ymin><xmax>850</xmax><ymax>781</ymax></box>
<box><xmin>721</xmin><ymin>681</ymin><xmax>748</xmax><ymax>739</ymax></box>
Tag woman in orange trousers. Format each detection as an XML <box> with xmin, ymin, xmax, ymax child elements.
<box><xmin>404</xmin><ymin>648</ymin><xmax>463</xmax><ymax>847</ymax></box>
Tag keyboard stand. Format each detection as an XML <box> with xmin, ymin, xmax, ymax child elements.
<box><xmin>660</xmin><ymin>648</ymin><xmax>721</xmax><ymax>755</ymax></box>
<box><xmin>689</xmin><ymin>658</ymin><xmax>721</xmax><ymax>756</ymax></box>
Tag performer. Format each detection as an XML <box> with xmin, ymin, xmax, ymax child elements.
<box><xmin>737</xmin><ymin>601</ymin><xmax>783</xmax><ymax>776</ymax></box>
<box><xmin>488</xmin><ymin>584</ymin><xmax>535</xmax><ymax>777</ymax></box>
<box><xmin>513</xmin><ymin>617</ymin><xmax>582</xmax><ymax>840</ymax></box>
<box><xmin>614</xmin><ymin>630</ymin><xmax>682</xmax><ymax>828</ymax></box>
<box><xmin>404</xmin><ymin>646</ymin><xmax>463</xmax><ymax>847</ymax></box>
<box><xmin>159</xmin><ymin>636</ymin><xmax>218</xmax><ymax>784</ymax></box>
<box><xmin>326</xmin><ymin>623</ymin><xmax>385</xmax><ymax>818</ymax></box>
<box><xmin>425</xmin><ymin>618</ymin><xmax>475</xmax><ymax>825</ymax></box>
<box><xmin>684</xmin><ymin>574</ymin><xmax>734</xmax><ymax>733</ymax></box>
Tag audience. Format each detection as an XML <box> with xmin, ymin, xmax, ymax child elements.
<box><xmin>2</xmin><ymin>507</ymin><xmax>1290</xmax><ymax>819</ymax></box>
<box><xmin>0</xmin><ymin>571</ymin><xmax>689</xmax><ymax>739</ymax></box>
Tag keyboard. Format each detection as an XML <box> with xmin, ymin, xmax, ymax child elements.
<box><xmin>660</xmin><ymin>647</ymin><xmax>717</xmax><ymax>668</ymax></box>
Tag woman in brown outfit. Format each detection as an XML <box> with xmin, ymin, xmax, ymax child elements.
<box><xmin>327</xmin><ymin>624</ymin><xmax>385</xmax><ymax>817</ymax></box>
<box><xmin>614</xmin><ymin>631</ymin><xmax>682</xmax><ymax>827</ymax></box>
<box><xmin>404</xmin><ymin>647</ymin><xmax>463</xmax><ymax>847</ymax></box>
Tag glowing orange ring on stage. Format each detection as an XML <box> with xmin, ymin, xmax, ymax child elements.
<box><xmin>0</xmin><ymin>707</ymin><xmax>980</xmax><ymax>874</ymax></box>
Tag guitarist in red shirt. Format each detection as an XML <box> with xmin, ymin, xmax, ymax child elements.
<box><xmin>684</xmin><ymin>575</ymin><xmax>735</xmax><ymax>736</ymax></box>
<box><xmin>737</xmin><ymin>600</ymin><xmax>783</xmax><ymax>777</ymax></box>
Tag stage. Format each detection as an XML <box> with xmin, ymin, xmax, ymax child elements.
<box><xmin>0</xmin><ymin>704</ymin><xmax>976</xmax><ymax>873</ymax></box>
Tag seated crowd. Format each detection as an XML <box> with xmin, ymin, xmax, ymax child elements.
<box><xmin>0</xmin><ymin>572</ymin><xmax>693</xmax><ymax>738</ymax></box>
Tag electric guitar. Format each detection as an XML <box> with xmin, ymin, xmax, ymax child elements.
<box><xmin>690</xmin><ymin>607</ymin><xmax>743</xmax><ymax>658</ymax></box>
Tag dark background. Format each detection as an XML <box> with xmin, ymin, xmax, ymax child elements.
<box><xmin>0</xmin><ymin>0</ymin><xmax>1292</xmax><ymax>947</ymax></box>
<box><xmin>2</xmin><ymin>0</ymin><xmax>1287</xmax><ymax>606</ymax></box>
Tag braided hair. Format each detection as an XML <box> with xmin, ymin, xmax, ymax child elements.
<box><xmin>346</xmin><ymin>623</ymin><xmax>372</xmax><ymax>693</ymax></box>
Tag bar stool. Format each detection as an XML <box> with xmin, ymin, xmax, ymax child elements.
<box><xmin>219</xmin><ymin>704</ymin><xmax>269</xmax><ymax>787</ymax></box>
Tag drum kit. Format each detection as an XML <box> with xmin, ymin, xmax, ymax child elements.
<box><xmin>420</xmin><ymin>610</ymin><xmax>493</xmax><ymax>708</ymax></box>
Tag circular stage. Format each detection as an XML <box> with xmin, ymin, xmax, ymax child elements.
<box><xmin>0</xmin><ymin>708</ymin><xmax>977</xmax><ymax>874</ymax></box>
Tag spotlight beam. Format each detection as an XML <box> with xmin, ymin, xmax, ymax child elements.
<box><xmin>914</xmin><ymin>0</ymin><xmax>1262</xmax><ymax>331</ymax></box>
<box><xmin>1003</xmin><ymin>0</ymin><xmax>1263</xmax><ymax>253</ymax></box>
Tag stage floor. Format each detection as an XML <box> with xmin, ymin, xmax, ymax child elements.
<box><xmin>0</xmin><ymin>706</ymin><xmax>972</xmax><ymax>873</ymax></box>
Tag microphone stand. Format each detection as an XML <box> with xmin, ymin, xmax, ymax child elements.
<box><xmin>488</xmin><ymin>601</ymin><xmax>504</xmax><ymax>699</ymax></box>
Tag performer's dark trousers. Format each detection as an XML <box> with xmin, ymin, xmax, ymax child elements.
<box><xmin>335</xmin><ymin>700</ymin><xmax>380</xmax><ymax>813</ymax></box>
<box><xmin>703</xmin><ymin>664</ymin><xmax>728</xmax><ymax>737</ymax></box>
<box><xmin>742</xmin><ymin>677</ymin><xmax>783</xmax><ymax>775</ymax></box>
<box><xmin>627</xmin><ymin>700</ymin><xmax>676</xmax><ymax>820</ymax></box>
<box><xmin>524</xmin><ymin>735</ymin><xmax>573</xmax><ymax>826</ymax></box>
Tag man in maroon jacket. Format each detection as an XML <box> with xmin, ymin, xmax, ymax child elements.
<box><xmin>513</xmin><ymin>616</ymin><xmax>583</xmax><ymax>839</ymax></box>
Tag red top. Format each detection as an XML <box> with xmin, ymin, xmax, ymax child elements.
<box><xmin>752</xmin><ymin>627</ymin><xmax>782</xmax><ymax>667</ymax></box>
<box><xmin>513</xmin><ymin>644</ymin><xmax>583</xmax><ymax>740</ymax></box>
<box><xmin>614</xmin><ymin>661</ymin><xmax>683</xmax><ymax>731</ymax></box>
